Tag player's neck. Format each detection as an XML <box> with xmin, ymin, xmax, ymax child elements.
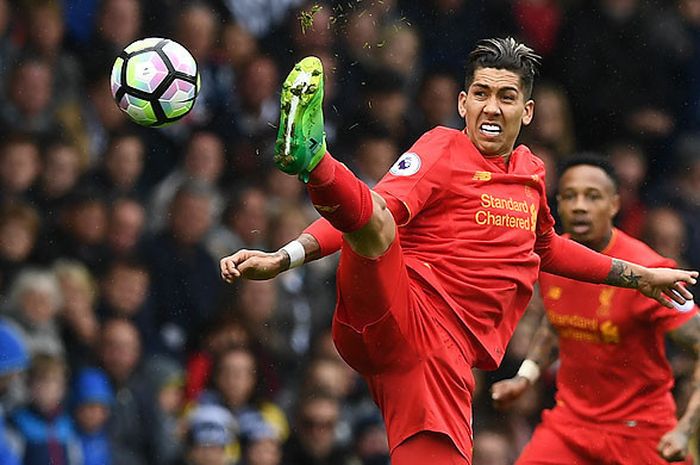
<box><xmin>582</xmin><ymin>229</ymin><xmax>613</xmax><ymax>252</ymax></box>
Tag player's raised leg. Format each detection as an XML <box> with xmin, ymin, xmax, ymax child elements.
<box><xmin>274</xmin><ymin>56</ymin><xmax>395</xmax><ymax>258</ymax></box>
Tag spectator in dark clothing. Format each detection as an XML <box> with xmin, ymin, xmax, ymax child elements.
<box><xmin>283</xmin><ymin>391</ymin><xmax>355</xmax><ymax>465</ymax></box>
<box><xmin>145</xmin><ymin>181</ymin><xmax>222</xmax><ymax>360</ymax></box>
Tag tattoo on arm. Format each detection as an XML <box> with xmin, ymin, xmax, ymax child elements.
<box><xmin>605</xmin><ymin>259</ymin><xmax>642</xmax><ymax>289</ymax></box>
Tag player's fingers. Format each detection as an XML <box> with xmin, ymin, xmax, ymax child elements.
<box><xmin>673</xmin><ymin>282</ymin><xmax>694</xmax><ymax>301</ymax></box>
<box><xmin>656</xmin><ymin>293</ymin><xmax>674</xmax><ymax>309</ymax></box>
<box><xmin>663</xmin><ymin>288</ymin><xmax>687</xmax><ymax>306</ymax></box>
<box><xmin>677</xmin><ymin>270</ymin><xmax>698</xmax><ymax>286</ymax></box>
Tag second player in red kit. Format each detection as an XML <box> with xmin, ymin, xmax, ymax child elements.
<box><xmin>493</xmin><ymin>158</ymin><xmax>700</xmax><ymax>464</ymax></box>
<box><xmin>220</xmin><ymin>39</ymin><xmax>698</xmax><ymax>465</ymax></box>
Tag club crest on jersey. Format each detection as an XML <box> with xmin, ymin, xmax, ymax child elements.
<box><xmin>390</xmin><ymin>152</ymin><xmax>421</xmax><ymax>176</ymax></box>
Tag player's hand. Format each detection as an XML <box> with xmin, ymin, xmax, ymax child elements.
<box><xmin>657</xmin><ymin>428</ymin><xmax>689</xmax><ymax>462</ymax></box>
<box><xmin>220</xmin><ymin>249</ymin><xmax>289</xmax><ymax>283</ymax></box>
<box><xmin>639</xmin><ymin>267</ymin><xmax>698</xmax><ymax>309</ymax></box>
<box><xmin>490</xmin><ymin>376</ymin><xmax>530</xmax><ymax>410</ymax></box>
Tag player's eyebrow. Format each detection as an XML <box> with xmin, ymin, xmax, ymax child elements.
<box><xmin>471</xmin><ymin>83</ymin><xmax>520</xmax><ymax>94</ymax></box>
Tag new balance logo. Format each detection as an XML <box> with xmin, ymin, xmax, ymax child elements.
<box><xmin>473</xmin><ymin>171</ymin><xmax>492</xmax><ymax>181</ymax></box>
<box><xmin>314</xmin><ymin>204</ymin><xmax>340</xmax><ymax>213</ymax></box>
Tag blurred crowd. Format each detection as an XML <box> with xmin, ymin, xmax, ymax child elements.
<box><xmin>0</xmin><ymin>0</ymin><xmax>699</xmax><ymax>464</ymax></box>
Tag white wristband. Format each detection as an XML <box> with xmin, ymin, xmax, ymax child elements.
<box><xmin>281</xmin><ymin>240</ymin><xmax>305</xmax><ymax>270</ymax></box>
<box><xmin>517</xmin><ymin>359</ymin><xmax>540</xmax><ymax>384</ymax></box>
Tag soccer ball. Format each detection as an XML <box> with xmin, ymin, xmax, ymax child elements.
<box><xmin>110</xmin><ymin>37</ymin><xmax>200</xmax><ymax>127</ymax></box>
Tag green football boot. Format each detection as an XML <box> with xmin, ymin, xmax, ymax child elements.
<box><xmin>274</xmin><ymin>56</ymin><xmax>327</xmax><ymax>182</ymax></box>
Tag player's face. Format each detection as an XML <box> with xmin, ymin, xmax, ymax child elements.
<box><xmin>458</xmin><ymin>67</ymin><xmax>534</xmax><ymax>158</ymax></box>
<box><xmin>557</xmin><ymin>165</ymin><xmax>620</xmax><ymax>249</ymax></box>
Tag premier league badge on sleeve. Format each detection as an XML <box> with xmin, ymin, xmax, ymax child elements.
<box><xmin>390</xmin><ymin>152</ymin><xmax>422</xmax><ymax>176</ymax></box>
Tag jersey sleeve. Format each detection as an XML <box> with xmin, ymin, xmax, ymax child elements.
<box><xmin>373</xmin><ymin>128</ymin><xmax>453</xmax><ymax>225</ymax></box>
<box><xmin>632</xmin><ymin>255</ymin><xmax>698</xmax><ymax>332</ymax></box>
<box><xmin>534</xmin><ymin>163</ymin><xmax>556</xmax><ymax>238</ymax></box>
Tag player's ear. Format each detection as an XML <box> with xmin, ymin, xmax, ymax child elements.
<box><xmin>610</xmin><ymin>193</ymin><xmax>621</xmax><ymax>218</ymax></box>
<box><xmin>522</xmin><ymin>99</ymin><xmax>535</xmax><ymax>126</ymax></box>
<box><xmin>458</xmin><ymin>90</ymin><xmax>468</xmax><ymax>118</ymax></box>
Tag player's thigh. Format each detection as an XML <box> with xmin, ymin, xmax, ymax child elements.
<box><xmin>516</xmin><ymin>421</ymin><xmax>597</xmax><ymax>465</ymax></box>
<box><xmin>392</xmin><ymin>431</ymin><xmax>470</xmax><ymax>465</ymax></box>
<box><xmin>335</xmin><ymin>230</ymin><xmax>410</xmax><ymax>330</ymax></box>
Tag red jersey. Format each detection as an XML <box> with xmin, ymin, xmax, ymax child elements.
<box><xmin>373</xmin><ymin>126</ymin><xmax>555</xmax><ymax>369</ymax></box>
<box><xmin>540</xmin><ymin>228</ymin><xmax>696</xmax><ymax>436</ymax></box>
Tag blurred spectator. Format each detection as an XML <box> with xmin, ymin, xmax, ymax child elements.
<box><xmin>142</xmin><ymin>355</ymin><xmax>185</xmax><ymax>465</ymax></box>
<box><xmin>72</xmin><ymin>367</ymin><xmax>114</xmax><ymax>465</ymax></box>
<box><xmin>643</xmin><ymin>207</ymin><xmax>690</xmax><ymax>267</ymax></box>
<box><xmin>283</xmin><ymin>391</ymin><xmax>354</xmax><ymax>465</ymax></box>
<box><xmin>0</xmin><ymin>56</ymin><xmax>63</xmax><ymax>139</ymax></box>
<box><xmin>52</xmin><ymin>190</ymin><xmax>109</xmax><ymax>271</ymax></box>
<box><xmin>146</xmin><ymin>181</ymin><xmax>221</xmax><ymax>359</ymax></box>
<box><xmin>0</xmin><ymin>134</ymin><xmax>41</xmax><ymax>204</ymax></box>
<box><xmin>89</xmin><ymin>131</ymin><xmax>146</xmax><ymax>201</ymax></box>
<box><xmin>409</xmin><ymin>70</ymin><xmax>462</xmax><ymax>140</ymax></box>
<box><xmin>4</xmin><ymin>268</ymin><xmax>64</xmax><ymax>356</ymax></box>
<box><xmin>149</xmin><ymin>131</ymin><xmax>226</xmax><ymax>233</ymax></box>
<box><xmin>377</xmin><ymin>23</ymin><xmax>422</xmax><ymax>93</ymax></box>
<box><xmin>98</xmin><ymin>318</ymin><xmax>149</xmax><ymax>465</ymax></box>
<box><xmin>608</xmin><ymin>141</ymin><xmax>649</xmax><ymax>238</ymax></box>
<box><xmin>10</xmin><ymin>353</ymin><xmax>81</xmax><ymax>465</ymax></box>
<box><xmin>232</xmin><ymin>55</ymin><xmax>280</xmax><ymax>141</ymax></box>
<box><xmin>82</xmin><ymin>75</ymin><xmax>129</xmax><ymax>164</ymax></box>
<box><xmin>171</xmin><ymin>3</ymin><xmax>231</xmax><ymax>135</ymax></box>
<box><xmin>21</xmin><ymin>0</ymin><xmax>82</xmax><ymax>104</ymax></box>
<box><xmin>521</xmin><ymin>81</ymin><xmax>576</xmax><ymax>160</ymax></box>
<box><xmin>239</xmin><ymin>419</ymin><xmax>282</xmax><ymax>465</ymax></box>
<box><xmin>352</xmin><ymin>412</ymin><xmax>389</xmax><ymax>465</ymax></box>
<box><xmin>221</xmin><ymin>0</ymin><xmax>302</xmax><ymax>38</ymax></box>
<box><xmin>81</xmin><ymin>0</ymin><xmax>141</xmax><ymax>78</ymax></box>
<box><xmin>472</xmin><ymin>429</ymin><xmax>515</xmax><ymax>465</ymax></box>
<box><xmin>106</xmin><ymin>197</ymin><xmax>146</xmax><ymax>260</ymax></box>
<box><xmin>174</xmin><ymin>404</ymin><xmax>237</xmax><ymax>465</ymax></box>
<box><xmin>555</xmin><ymin>0</ymin><xmax>675</xmax><ymax>148</ymax></box>
<box><xmin>207</xmin><ymin>186</ymin><xmax>269</xmax><ymax>260</ymax></box>
<box><xmin>0</xmin><ymin>203</ymin><xmax>41</xmax><ymax>291</ymax></box>
<box><xmin>352</xmin><ymin>130</ymin><xmax>398</xmax><ymax>187</ymax></box>
<box><xmin>221</xmin><ymin>21</ymin><xmax>259</xmax><ymax>75</ymax></box>
<box><xmin>0</xmin><ymin>322</ymin><xmax>28</xmax><ymax>465</ymax></box>
<box><xmin>197</xmin><ymin>345</ymin><xmax>289</xmax><ymax>461</ymax></box>
<box><xmin>32</xmin><ymin>139</ymin><xmax>84</xmax><ymax>228</ymax></box>
<box><xmin>98</xmin><ymin>258</ymin><xmax>156</xmax><ymax>353</ymax></box>
<box><xmin>53</xmin><ymin>260</ymin><xmax>99</xmax><ymax>367</ymax></box>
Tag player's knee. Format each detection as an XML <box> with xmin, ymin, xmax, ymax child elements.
<box><xmin>345</xmin><ymin>191</ymin><xmax>396</xmax><ymax>257</ymax></box>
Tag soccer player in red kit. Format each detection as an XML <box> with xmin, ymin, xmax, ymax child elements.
<box><xmin>492</xmin><ymin>158</ymin><xmax>700</xmax><ymax>464</ymax></box>
<box><xmin>220</xmin><ymin>38</ymin><xmax>698</xmax><ymax>465</ymax></box>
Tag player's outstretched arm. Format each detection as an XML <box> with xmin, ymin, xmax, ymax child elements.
<box><xmin>220</xmin><ymin>233</ymin><xmax>322</xmax><ymax>283</ymax></box>
<box><xmin>491</xmin><ymin>314</ymin><xmax>558</xmax><ymax>410</ymax></box>
<box><xmin>604</xmin><ymin>259</ymin><xmax>698</xmax><ymax>309</ymax></box>
<box><xmin>658</xmin><ymin>315</ymin><xmax>700</xmax><ymax>461</ymax></box>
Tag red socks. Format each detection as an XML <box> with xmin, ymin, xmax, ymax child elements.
<box><xmin>307</xmin><ymin>153</ymin><xmax>373</xmax><ymax>233</ymax></box>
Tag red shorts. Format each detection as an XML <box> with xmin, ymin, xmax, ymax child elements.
<box><xmin>517</xmin><ymin>409</ymin><xmax>689</xmax><ymax>465</ymax></box>
<box><xmin>332</xmin><ymin>236</ymin><xmax>475</xmax><ymax>464</ymax></box>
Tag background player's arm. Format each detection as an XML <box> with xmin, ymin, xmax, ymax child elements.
<box><xmin>657</xmin><ymin>315</ymin><xmax>700</xmax><ymax>461</ymax></box>
<box><xmin>491</xmin><ymin>313</ymin><xmax>559</xmax><ymax>409</ymax></box>
<box><xmin>537</xmin><ymin>228</ymin><xmax>698</xmax><ymax>309</ymax></box>
<box><xmin>604</xmin><ymin>259</ymin><xmax>697</xmax><ymax>308</ymax></box>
